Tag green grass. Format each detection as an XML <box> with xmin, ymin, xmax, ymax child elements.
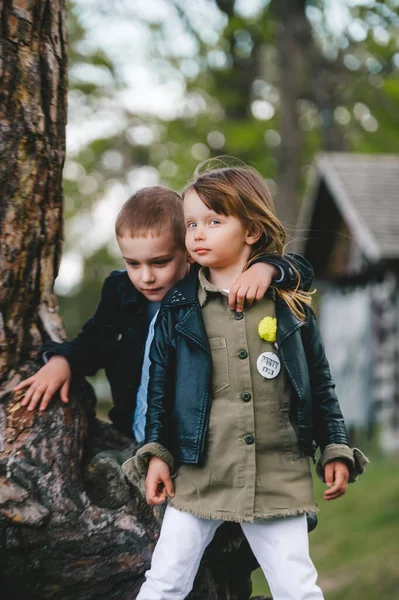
<box><xmin>251</xmin><ymin>453</ymin><xmax>399</xmax><ymax>599</ymax></box>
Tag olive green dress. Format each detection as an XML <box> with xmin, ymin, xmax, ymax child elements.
<box><xmin>168</xmin><ymin>269</ymin><xmax>317</xmax><ymax>523</ymax></box>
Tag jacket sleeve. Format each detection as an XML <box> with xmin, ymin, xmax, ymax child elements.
<box><xmin>251</xmin><ymin>253</ymin><xmax>314</xmax><ymax>292</ymax></box>
<box><xmin>315</xmin><ymin>443</ymin><xmax>368</xmax><ymax>483</ymax></box>
<box><xmin>144</xmin><ymin>307</ymin><xmax>176</xmax><ymax>450</ymax></box>
<box><xmin>41</xmin><ymin>273</ymin><xmax>120</xmax><ymax>376</ymax></box>
<box><xmin>301</xmin><ymin>307</ymin><xmax>349</xmax><ymax>452</ymax></box>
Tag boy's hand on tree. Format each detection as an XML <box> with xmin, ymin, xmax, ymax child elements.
<box><xmin>323</xmin><ymin>460</ymin><xmax>349</xmax><ymax>501</ymax></box>
<box><xmin>13</xmin><ymin>356</ymin><xmax>71</xmax><ymax>412</ymax></box>
<box><xmin>229</xmin><ymin>263</ymin><xmax>278</xmax><ymax>312</ymax></box>
<box><xmin>145</xmin><ymin>456</ymin><xmax>174</xmax><ymax>505</ymax></box>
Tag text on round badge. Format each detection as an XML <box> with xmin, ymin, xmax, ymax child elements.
<box><xmin>257</xmin><ymin>352</ymin><xmax>281</xmax><ymax>379</ymax></box>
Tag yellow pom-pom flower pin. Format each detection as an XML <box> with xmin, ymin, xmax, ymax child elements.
<box><xmin>258</xmin><ymin>316</ymin><xmax>277</xmax><ymax>343</ymax></box>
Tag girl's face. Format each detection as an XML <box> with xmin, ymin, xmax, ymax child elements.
<box><xmin>184</xmin><ymin>189</ymin><xmax>256</xmax><ymax>271</ymax></box>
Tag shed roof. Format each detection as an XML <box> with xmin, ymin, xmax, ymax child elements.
<box><xmin>298</xmin><ymin>152</ymin><xmax>399</xmax><ymax>262</ymax></box>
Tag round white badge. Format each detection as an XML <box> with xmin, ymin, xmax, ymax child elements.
<box><xmin>257</xmin><ymin>352</ymin><xmax>281</xmax><ymax>379</ymax></box>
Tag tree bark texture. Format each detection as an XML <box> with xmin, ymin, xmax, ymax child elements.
<box><xmin>0</xmin><ymin>2</ymin><xmax>256</xmax><ymax>598</ymax></box>
<box><xmin>0</xmin><ymin>0</ymin><xmax>67</xmax><ymax>371</ymax></box>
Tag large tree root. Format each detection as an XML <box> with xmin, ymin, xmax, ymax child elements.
<box><xmin>0</xmin><ymin>370</ymin><xmax>256</xmax><ymax>599</ymax></box>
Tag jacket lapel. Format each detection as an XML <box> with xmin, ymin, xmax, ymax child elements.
<box><xmin>166</xmin><ymin>266</ymin><xmax>211</xmax><ymax>354</ymax></box>
<box><xmin>276</xmin><ymin>299</ymin><xmax>305</xmax><ymax>344</ymax></box>
<box><xmin>175</xmin><ymin>304</ymin><xmax>211</xmax><ymax>354</ymax></box>
<box><xmin>276</xmin><ymin>300</ymin><xmax>308</xmax><ymax>401</ymax></box>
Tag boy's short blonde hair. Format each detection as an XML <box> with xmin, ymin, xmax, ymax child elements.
<box><xmin>115</xmin><ymin>186</ymin><xmax>185</xmax><ymax>250</ymax></box>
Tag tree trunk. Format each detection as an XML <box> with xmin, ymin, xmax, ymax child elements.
<box><xmin>214</xmin><ymin>0</ymin><xmax>261</xmax><ymax>124</ymax></box>
<box><xmin>271</xmin><ymin>0</ymin><xmax>345</xmax><ymax>232</ymax></box>
<box><xmin>271</xmin><ymin>0</ymin><xmax>306</xmax><ymax>232</ymax></box>
<box><xmin>0</xmin><ymin>2</ymin><xmax>255</xmax><ymax>598</ymax></box>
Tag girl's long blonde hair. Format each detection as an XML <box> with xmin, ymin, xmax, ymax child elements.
<box><xmin>183</xmin><ymin>162</ymin><xmax>312</xmax><ymax>320</ymax></box>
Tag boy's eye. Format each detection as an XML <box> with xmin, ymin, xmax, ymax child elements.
<box><xmin>153</xmin><ymin>259</ymin><xmax>169</xmax><ymax>267</ymax></box>
<box><xmin>186</xmin><ymin>222</ymin><xmax>196</xmax><ymax>228</ymax></box>
<box><xmin>127</xmin><ymin>261</ymin><xmax>139</xmax><ymax>268</ymax></box>
<box><xmin>209</xmin><ymin>219</ymin><xmax>221</xmax><ymax>225</ymax></box>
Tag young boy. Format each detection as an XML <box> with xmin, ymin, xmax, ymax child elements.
<box><xmin>14</xmin><ymin>186</ymin><xmax>313</xmax><ymax>442</ymax></box>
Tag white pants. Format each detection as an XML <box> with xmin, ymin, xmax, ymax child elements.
<box><xmin>137</xmin><ymin>505</ymin><xmax>323</xmax><ymax>600</ymax></box>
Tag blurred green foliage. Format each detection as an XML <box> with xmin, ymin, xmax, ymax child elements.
<box><xmin>60</xmin><ymin>1</ymin><xmax>399</xmax><ymax>405</ymax></box>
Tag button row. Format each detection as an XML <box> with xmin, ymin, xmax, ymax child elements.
<box><xmin>237</xmin><ymin>339</ymin><xmax>252</xmax><ymax>444</ymax></box>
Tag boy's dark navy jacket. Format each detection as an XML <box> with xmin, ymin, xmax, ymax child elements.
<box><xmin>42</xmin><ymin>254</ymin><xmax>314</xmax><ymax>439</ymax></box>
<box><xmin>145</xmin><ymin>269</ymin><xmax>349</xmax><ymax>463</ymax></box>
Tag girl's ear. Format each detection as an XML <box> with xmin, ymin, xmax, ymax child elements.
<box><xmin>245</xmin><ymin>224</ymin><xmax>262</xmax><ymax>246</ymax></box>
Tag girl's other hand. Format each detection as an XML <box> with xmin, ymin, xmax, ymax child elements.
<box><xmin>229</xmin><ymin>263</ymin><xmax>278</xmax><ymax>312</ymax></box>
<box><xmin>13</xmin><ymin>356</ymin><xmax>71</xmax><ymax>412</ymax></box>
<box><xmin>323</xmin><ymin>460</ymin><xmax>349</xmax><ymax>501</ymax></box>
<box><xmin>145</xmin><ymin>456</ymin><xmax>175</xmax><ymax>505</ymax></box>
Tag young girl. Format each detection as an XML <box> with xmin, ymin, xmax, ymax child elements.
<box><xmin>124</xmin><ymin>165</ymin><xmax>367</xmax><ymax>600</ymax></box>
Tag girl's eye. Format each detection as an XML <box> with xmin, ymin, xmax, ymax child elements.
<box><xmin>127</xmin><ymin>262</ymin><xmax>139</xmax><ymax>268</ymax></box>
<box><xmin>187</xmin><ymin>222</ymin><xmax>196</xmax><ymax>228</ymax></box>
<box><xmin>209</xmin><ymin>219</ymin><xmax>221</xmax><ymax>225</ymax></box>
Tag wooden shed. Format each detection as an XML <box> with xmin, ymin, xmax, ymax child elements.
<box><xmin>296</xmin><ymin>152</ymin><xmax>399</xmax><ymax>451</ymax></box>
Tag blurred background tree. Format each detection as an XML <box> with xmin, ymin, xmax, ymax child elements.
<box><xmin>61</xmin><ymin>0</ymin><xmax>399</xmax><ymax>399</ymax></box>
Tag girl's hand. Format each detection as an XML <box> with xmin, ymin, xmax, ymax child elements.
<box><xmin>14</xmin><ymin>356</ymin><xmax>71</xmax><ymax>412</ymax></box>
<box><xmin>145</xmin><ymin>456</ymin><xmax>175</xmax><ymax>505</ymax></box>
<box><xmin>229</xmin><ymin>263</ymin><xmax>278</xmax><ymax>312</ymax></box>
<box><xmin>323</xmin><ymin>460</ymin><xmax>349</xmax><ymax>501</ymax></box>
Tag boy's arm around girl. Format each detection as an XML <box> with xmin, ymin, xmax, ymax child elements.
<box><xmin>13</xmin><ymin>253</ymin><xmax>309</xmax><ymax>419</ymax></box>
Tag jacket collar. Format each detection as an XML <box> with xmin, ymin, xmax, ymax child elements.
<box><xmin>197</xmin><ymin>268</ymin><xmax>231</xmax><ymax>307</ymax></box>
<box><xmin>164</xmin><ymin>264</ymin><xmax>200</xmax><ymax>307</ymax></box>
<box><xmin>165</xmin><ymin>266</ymin><xmax>306</xmax><ymax>342</ymax></box>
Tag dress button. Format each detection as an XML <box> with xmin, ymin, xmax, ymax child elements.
<box><xmin>243</xmin><ymin>434</ymin><xmax>255</xmax><ymax>445</ymax></box>
<box><xmin>241</xmin><ymin>392</ymin><xmax>251</xmax><ymax>402</ymax></box>
<box><xmin>234</xmin><ymin>311</ymin><xmax>244</xmax><ymax>320</ymax></box>
<box><xmin>238</xmin><ymin>349</ymin><xmax>248</xmax><ymax>359</ymax></box>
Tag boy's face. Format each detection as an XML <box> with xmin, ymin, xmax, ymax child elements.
<box><xmin>117</xmin><ymin>232</ymin><xmax>190</xmax><ymax>302</ymax></box>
